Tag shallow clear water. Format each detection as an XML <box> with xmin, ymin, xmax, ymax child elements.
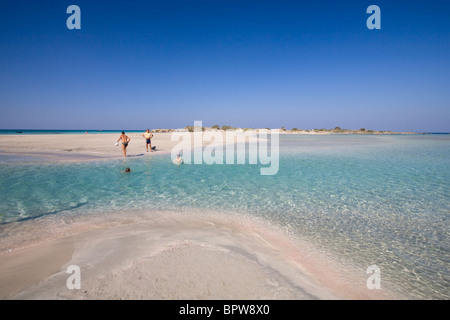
<box><xmin>0</xmin><ymin>134</ymin><xmax>448</xmax><ymax>299</ymax></box>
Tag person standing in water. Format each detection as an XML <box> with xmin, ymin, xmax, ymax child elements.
<box><xmin>142</xmin><ymin>129</ymin><xmax>154</xmax><ymax>152</ymax></box>
<box><xmin>116</xmin><ymin>131</ymin><xmax>131</xmax><ymax>158</ymax></box>
<box><xmin>173</xmin><ymin>154</ymin><xmax>184</xmax><ymax>165</ymax></box>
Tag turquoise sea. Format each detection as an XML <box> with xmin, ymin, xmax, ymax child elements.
<box><xmin>0</xmin><ymin>134</ymin><xmax>448</xmax><ymax>299</ymax></box>
<box><xmin>0</xmin><ymin>130</ymin><xmax>144</xmax><ymax>135</ymax></box>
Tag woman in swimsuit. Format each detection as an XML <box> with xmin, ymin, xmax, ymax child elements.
<box><xmin>116</xmin><ymin>131</ymin><xmax>131</xmax><ymax>158</ymax></box>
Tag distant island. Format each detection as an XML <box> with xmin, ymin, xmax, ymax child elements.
<box><xmin>149</xmin><ymin>125</ymin><xmax>420</xmax><ymax>135</ymax></box>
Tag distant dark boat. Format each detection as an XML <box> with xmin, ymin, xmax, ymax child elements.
<box><xmin>16</xmin><ymin>131</ymin><xmax>22</xmax><ymax>133</ymax></box>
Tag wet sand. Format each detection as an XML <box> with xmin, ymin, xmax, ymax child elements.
<box><xmin>0</xmin><ymin>210</ymin><xmax>394</xmax><ymax>300</ymax></box>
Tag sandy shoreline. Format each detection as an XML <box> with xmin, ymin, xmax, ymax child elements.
<box><xmin>0</xmin><ymin>210</ymin><xmax>393</xmax><ymax>300</ymax></box>
<box><xmin>0</xmin><ymin>133</ymin><xmax>179</xmax><ymax>161</ymax></box>
<box><xmin>0</xmin><ymin>131</ymin><xmax>262</xmax><ymax>162</ymax></box>
<box><xmin>0</xmin><ymin>133</ymin><xmax>395</xmax><ymax>300</ymax></box>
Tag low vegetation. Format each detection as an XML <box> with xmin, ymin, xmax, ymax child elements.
<box><xmin>154</xmin><ymin>125</ymin><xmax>416</xmax><ymax>135</ymax></box>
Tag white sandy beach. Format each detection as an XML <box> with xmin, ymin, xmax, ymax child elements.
<box><xmin>0</xmin><ymin>210</ymin><xmax>393</xmax><ymax>300</ymax></box>
<box><xmin>0</xmin><ymin>132</ymin><xmax>179</xmax><ymax>161</ymax></box>
<box><xmin>0</xmin><ymin>133</ymin><xmax>394</xmax><ymax>300</ymax></box>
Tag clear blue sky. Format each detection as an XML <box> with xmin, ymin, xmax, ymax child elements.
<box><xmin>0</xmin><ymin>0</ymin><xmax>449</xmax><ymax>132</ymax></box>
